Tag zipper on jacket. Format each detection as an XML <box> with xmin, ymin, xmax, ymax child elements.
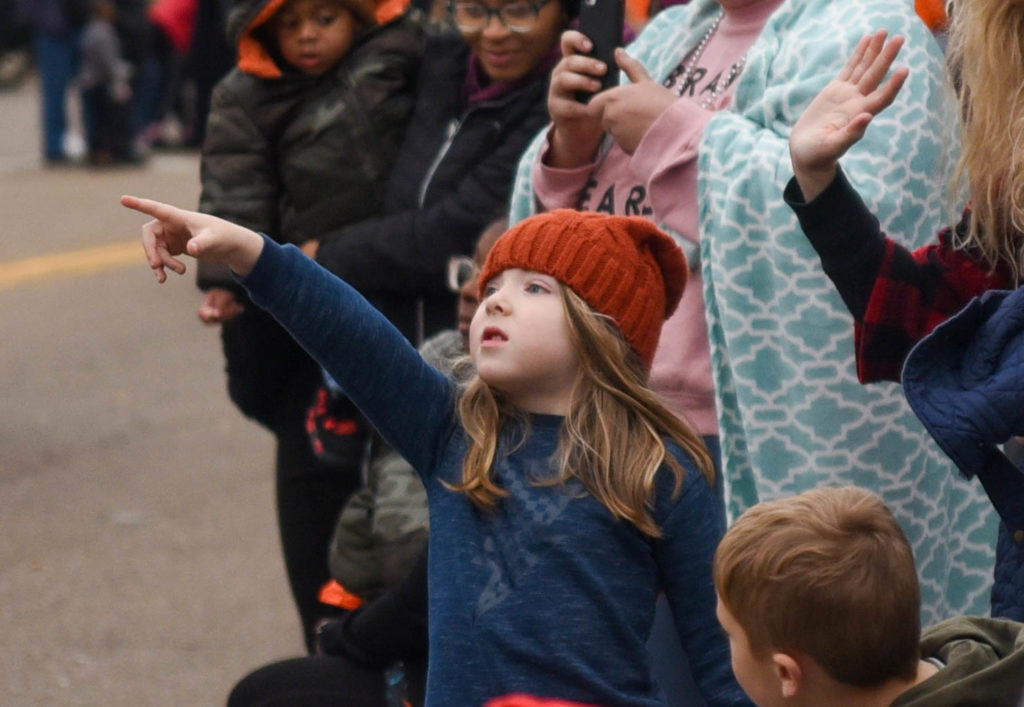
<box><xmin>418</xmin><ymin>118</ymin><xmax>459</xmax><ymax>207</ymax></box>
<box><xmin>415</xmin><ymin>90</ymin><xmax>523</xmax><ymax>208</ymax></box>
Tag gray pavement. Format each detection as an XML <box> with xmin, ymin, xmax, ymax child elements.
<box><xmin>1</xmin><ymin>76</ymin><xmax>304</xmax><ymax>705</ymax></box>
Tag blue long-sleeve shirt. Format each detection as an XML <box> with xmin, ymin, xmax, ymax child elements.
<box><xmin>240</xmin><ymin>237</ymin><xmax>750</xmax><ymax>707</ymax></box>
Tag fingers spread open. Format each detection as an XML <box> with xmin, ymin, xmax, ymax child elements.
<box><xmin>858</xmin><ymin>34</ymin><xmax>904</xmax><ymax>94</ymax></box>
<box><xmin>864</xmin><ymin>66</ymin><xmax>909</xmax><ymax>114</ymax></box>
<box><xmin>848</xmin><ymin>30</ymin><xmax>888</xmax><ymax>85</ymax></box>
<box><xmin>838</xmin><ymin>32</ymin><xmax>873</xmax><ymax>83</ymax></box>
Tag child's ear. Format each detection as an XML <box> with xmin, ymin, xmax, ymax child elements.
<box><xmin>772</xmin><ymin>652</ymin><xmax>803</xmax><ymax>699</ymax></box>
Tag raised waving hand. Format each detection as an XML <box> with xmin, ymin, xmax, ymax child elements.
<box><xmin>120</xmin><ymin>195</ymin><xmax>265</xmax><ymax>283</ymax></box>
<box><xmin>789</xmin><ymin>30</ymin><xmax>909</xmax><ymax>201</ymax></box>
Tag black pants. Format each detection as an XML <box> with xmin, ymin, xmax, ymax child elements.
<box><xmin>221</xmin><ymin>305</ymin><xmax>360</xmax><ymax>651</ymax></box>
<box><xmin>275</xmin><ymin>417</ymin><xmax>361</xmax><ymax>651</ymax></box>
<box><xmin>228</xmin><ymin>549</ymin><xmax>429</xmax><ymax>707</ymax></box>
<box><xmin>226</xmin><ymin>655</ymin><xmax>399</xmax><ymax>707</ymax></box>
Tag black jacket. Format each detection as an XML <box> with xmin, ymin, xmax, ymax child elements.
<box><xmin>315</xmin><ymin>28</ymin><xmax>551</xmax><ymax>345</ymax></box>
<box><xmin>195</xmin><ymin>0</ymin><xmax>423</xmax><ymax>428</ymax></box>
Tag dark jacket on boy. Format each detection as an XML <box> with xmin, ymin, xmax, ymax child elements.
<box><xmin>196</xmin><ymin>0</ymin><xmax>423</xmax><ymax>427</ymax></box>
<box><xmin>198</xmin><ymin>4</ymin><xmax>424</xmax><ymax>287</ymax></box>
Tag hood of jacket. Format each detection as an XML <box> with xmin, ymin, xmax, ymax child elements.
<box><xmin>228</xmin><ymin>0</ymin><xmax>378</xmax><ymax>79</ymax></box>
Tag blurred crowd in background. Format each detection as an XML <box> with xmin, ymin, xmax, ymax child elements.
<box><xmin>0</xmin><ymin>0</ymin><xmax>234</xmax><ymax>166</ymax></box>
<box><xmin>0</xmin><ymin>0</ymin><xmax>949</xmax><ymax>169</ymax></box>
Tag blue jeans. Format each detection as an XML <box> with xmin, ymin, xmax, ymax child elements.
<box><xmin>33</xmin><ymin>29</ymin><xmax>79</xmax><ymax>161</ymax></box>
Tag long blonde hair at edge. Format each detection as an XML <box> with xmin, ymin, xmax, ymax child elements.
<box><xmin>946</xmin><ymin>0</ymin><xmax>1024</xmax><ymax>281</ymax></box>
<box><xmin>449</xmin><ymin>285</ymin><xmax>714</xmax><ymax>537</ymax></box>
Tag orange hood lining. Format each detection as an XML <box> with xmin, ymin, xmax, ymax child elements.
<box><xmin>236</xmin><ymin>0</ymin><xmax>290</xmax><ymax>79</ymax></box>
<box><xmin>235</xmin><ymin>0</ymin><xmax>409</xmax><ymax>79</ymax></box>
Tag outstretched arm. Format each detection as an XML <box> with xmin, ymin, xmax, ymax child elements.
<box><xmin>120</xmin><ymin>196</ymin><xmax>265</xmax><ymax>282</ymax></box>
<box><xmin>788</xmin><ymin>30</ymin><xmax>908</xmax><ymax>201</ymax></box>
<box><xmin>124</xmin><ymin>194</ymin><xmax>458</xmax><ymax>469</ymax></box>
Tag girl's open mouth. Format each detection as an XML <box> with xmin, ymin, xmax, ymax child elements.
<box><xmin>481</xmin><ymin>327</ymin><xmax>508</xmax><ymax>344</ymax></box>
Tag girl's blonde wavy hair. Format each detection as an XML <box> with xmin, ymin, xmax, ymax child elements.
<box><xmin>946</xmin><ymin>0</ymin><xmax>1024</xmax><ymax>281</ymax></box>
<box><xmin>448</xmin><ymin>285</ymin><xmax>714</xmax><ymax>538</ymax></box>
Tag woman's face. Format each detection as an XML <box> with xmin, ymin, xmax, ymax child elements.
<box><xmin>458</xmin><ymin>0</ymin><xmax>565</xmax><ymax>82</ymax></box>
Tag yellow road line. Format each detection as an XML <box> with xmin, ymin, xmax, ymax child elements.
<box><xmin>0</xmin><ymin>240</ymin><xmax>142</xmax><ymax>290</ymax></box>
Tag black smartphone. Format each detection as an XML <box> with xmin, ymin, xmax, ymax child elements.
<box><xmin>576</xmin><ymin>0</ymin><xmax>624</xmax><ymax>102</ymax></box>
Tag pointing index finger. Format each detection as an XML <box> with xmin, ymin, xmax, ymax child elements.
<box><xmin>121</xmin><ymin>194</ymin><xmax>175</xmax><ymax>220</ymax></box>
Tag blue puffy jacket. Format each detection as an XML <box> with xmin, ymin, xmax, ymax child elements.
<box><xmin>903</xmin><ymin>287</ymin><xmax>1024</xmax><ymax>619</ymax></box>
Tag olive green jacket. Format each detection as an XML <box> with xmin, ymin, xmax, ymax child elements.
<box><xmin>894</xmin><ymin>617</ymin><xmax>1024</xmax><ymax>707</ymax></box>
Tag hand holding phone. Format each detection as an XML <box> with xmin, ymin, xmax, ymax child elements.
<box><xmin>575</xmin><ymin>0</ymin><xmax>624</xmax><ymax>101</ymax></box>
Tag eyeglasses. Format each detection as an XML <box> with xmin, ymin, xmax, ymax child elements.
<box><xmin>447</xmin><ymin>255</ymin><xmax>480</xmax><ymax>292</ymax></box>
<box><xmin>450</xmin><ymin>0</ymin><xmax>554</xmax><ymax>34</ymax></box>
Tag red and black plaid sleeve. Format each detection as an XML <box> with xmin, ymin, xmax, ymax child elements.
<box><xmin>786</xmin><ymin>168</ymin><xmax>1012</xmax><ymax>384</ymax></box>
<box><xmin>855</xmin><ymin>227</ymin><xmax>1009</xmax><ymax>382</ymax></box>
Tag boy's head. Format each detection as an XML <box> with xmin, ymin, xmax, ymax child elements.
<box><xmin>237</xmin><ymin>0</ymin><xmax>376</xmax><ymax>78</ymax></box>
<box><xmin>477</xmin><ymin>209</ymin><xmax>688</xmax><ymax>370</ymax></box>
<box><xmin>272</xmin><ymin>0</ymin><xmax>373</xmax><ymax>75</ymax></box>
<box><xmin>713</xmin><ymin>486</ymin><xmax>921</xmax><ymax>706</ymax></box>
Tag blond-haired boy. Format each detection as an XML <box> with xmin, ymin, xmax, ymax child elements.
<box><xmin>714</xmin><ymin>486</ymin><xmax>1024</xmax><ymax>707</ymax></box>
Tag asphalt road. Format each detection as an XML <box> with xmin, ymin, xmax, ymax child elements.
<box><xmin>1</xmin><ymin>77</ymin><xmax>304</xmax><ymax>705</ymax></box>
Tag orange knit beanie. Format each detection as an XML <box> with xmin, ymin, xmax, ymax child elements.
<box><xmin>479</xmin><ymin>209</ymin><xmax>688</xmax><ymax>369</ymax></box>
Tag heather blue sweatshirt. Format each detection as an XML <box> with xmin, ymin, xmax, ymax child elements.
<box><xmin>239</xmin><ymin>237</ymin><xmax>751</xmax><ymax>707</ymax></box>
